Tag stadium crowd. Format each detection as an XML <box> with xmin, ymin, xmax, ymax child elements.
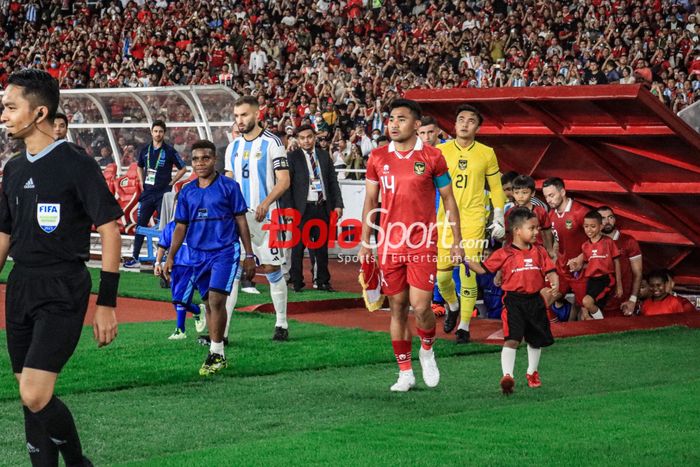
<box><xmin>2</xmin><ymin>0</ymin><xmax>700</xmax><ymax>170</ymax></box>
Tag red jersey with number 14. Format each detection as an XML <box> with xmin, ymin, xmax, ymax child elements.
<box><xmin>366</xmin><ymin>138</ymin><xmax>449</xmax><ymax>255</ymax></box>
<box><xmin>481</xmin><ymin>244</ymin><xmax>556</xmax><ymax>294</ymax></box>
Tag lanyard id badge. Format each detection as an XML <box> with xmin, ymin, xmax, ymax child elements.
<box><xmin>310</xmin><ymin>179</ymin><xmax>323</xmax><ymax>192</ymax></box>
<box><xmin>145</xmin><ymin>168</ymin><xmax>157</xmax><ymax>185</ymax></box>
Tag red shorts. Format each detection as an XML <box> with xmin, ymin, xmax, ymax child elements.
<box><xmin>555</xmin><ymin>264</ymin><xmax>587</xmax><ymax>305</ymax></box>
<box><xmin>379</xmin><ymin>252</ymin><xmax>436</xmax><ymax>296</ymax></box>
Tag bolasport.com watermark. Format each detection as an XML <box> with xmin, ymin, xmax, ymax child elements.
<box><xmin>262</xmin><ymin>208</ymin><xmax>489</xmax><ymax>262</ymax></box>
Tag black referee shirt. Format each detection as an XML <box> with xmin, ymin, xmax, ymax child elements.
<box><xmin>0</xmin><ymin>140</ymin><xmax>123</xmax><ymax>268</ymax></box>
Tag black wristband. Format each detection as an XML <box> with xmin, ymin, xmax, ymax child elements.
<box><xmin>97</xmin><ymin>271</ymin><xmax>120</xmax><ymax>307</ymax></box>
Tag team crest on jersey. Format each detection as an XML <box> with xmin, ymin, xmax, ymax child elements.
<box><xmin>254</xmin><ymin>151</ymin><xmax>262</xmax><ymax>159</ymax></box>
<box><xmin>565</xmin><ymin>220</ymin><xmax>573</xmax><ymax>229</ymax></box>
<box><xmin>458</xmin><ymin>159</ymin><xmax>467</xmax><ymax>170</ymax></box>
<box><xmin>37</xmin><ymin>203</ymin><xmax>60</xmax><ymax>233</ymax></box>
<box><xmin>197</xmin><ymin>208</ymin><xmax>208</xmax><ymax>219</ymax></box>
<box><xmin>383</xmin><ymin>164</ymin><xmax>390</xmax><ymax>173</ymax></box>
<box><xmin>414</xmin><ymin>162</ymin><xmax>425</xmax><ymax>175</ymax></box>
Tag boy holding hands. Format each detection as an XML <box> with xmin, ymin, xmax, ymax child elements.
<box><xmin>467</xmin><ymin>207</ymin><xmax>559</xmax><ymax>394</ymax></box>
<box><xmin>568</xmin><ymin>211</ymin><xmax>623</xmax><ymax>320</ymax></box>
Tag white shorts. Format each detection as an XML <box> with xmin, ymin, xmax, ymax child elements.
<box><xmin>244</xmin><ymin>210</ymin><xmax>286</xmax><ymax>266</ymax></box>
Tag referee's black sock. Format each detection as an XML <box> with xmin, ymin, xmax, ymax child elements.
<box><xmin>32</xmin><ymin>396</ymin><xmax>84</xmax><ymax>466</ymax></box>
<box><xmin>23</xmin><ymin>405</ymin><xmax>59</xmax><ymax>466</ymax></box>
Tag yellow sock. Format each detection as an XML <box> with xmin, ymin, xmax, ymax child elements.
<box><xmin>459</xmin><ymin>268</ymin><xmax>477</xmax><ymax>331</ymax></box>
<box><xmin>437</xmin><ymin>269</ymin><xmax>458</xmax><ymax>309</ymax></box>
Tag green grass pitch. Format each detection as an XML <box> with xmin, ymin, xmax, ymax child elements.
<box><xmin>1</xmin><ymin>316</ymin><xmax>699</xmax><ymax>465</ymax></box>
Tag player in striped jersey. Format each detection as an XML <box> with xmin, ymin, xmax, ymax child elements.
<box><xmin>225</xmin><ymin>95</ymin><xmax>291</xmax><ymax>341</ymax></box>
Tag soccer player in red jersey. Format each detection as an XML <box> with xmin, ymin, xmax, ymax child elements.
<box><xmin>542</xmin><ymin>177</ymin><xmax>589</xmax><ymax>317</ymax></box>
<box><xmin>468</xmin><ymin>208</ymin><xmax>559</xmax><ymax>395</ymax></box>
<box><xmin>569</xmin><ymin>211</ymin><xmax>623</xmax><ymax>320</ymax></box>
<box><xmin>640</xmin><ymin>270</ymin><xmax>694</xmax><ymax>316</ymax></box>
<box><xmin>597</xmin><ymin>206</ymin><xmax>643</xmax><ymax>316</ymax></box>
<box><xmin>359</xmin><ymin>99</ymin><xmax>464</xmax><ymax>392</ymax></box>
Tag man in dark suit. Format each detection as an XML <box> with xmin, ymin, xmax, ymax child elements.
<box><xmin>286</xmin><ymin>124</ymin><xmax>344</xmax><ymax>292</ymax></box>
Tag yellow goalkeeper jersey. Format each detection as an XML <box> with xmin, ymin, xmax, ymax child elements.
<box><xmin>436</xmin><ymin>139</ymin><xmax>506</xmax><ymax>226</ymax></box>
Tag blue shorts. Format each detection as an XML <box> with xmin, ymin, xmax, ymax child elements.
<box><xmin>171</xmin><ymin>264</ymin><xmax>197</xmax><ymax>305</ymax></box>
<box><xmin>193</xmin><ymin>244</ymin><xmax>240</xmax><ymax>299</ymax></box>
<box><xmin>551</xmin><ymin>300</ymin><xmax>572</xmax><ymax>322</ymax></box>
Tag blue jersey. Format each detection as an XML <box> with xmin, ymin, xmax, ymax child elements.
<box><xmin>137</xmin><ymin>142</ymin><xmax>186</xmax><ymax>194</ymax></box>
<box><xmin>158</xmin><ymin>221</ymin><xmax>201</xmax><ymax>266</ymax></box>
<box><xmin>175</xmin><ymin>174</ymin><xmax>248</xmax><ymax>252</ymax></box>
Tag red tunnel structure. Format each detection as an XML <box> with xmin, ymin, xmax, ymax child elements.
<box><xmin>406</xmin><ymin>85</ymin><xmax>700</xmax><ymax>286</ymax></box>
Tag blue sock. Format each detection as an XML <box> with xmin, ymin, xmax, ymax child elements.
<box><xmin>175</xmin><ymin>304</ymin><xmax>186</xmax><ymax>331</ymax></box>
<box><xmin>185</xmin><ymin>303</ymin><xmax>200</xmax><ymax>315</ymax></box>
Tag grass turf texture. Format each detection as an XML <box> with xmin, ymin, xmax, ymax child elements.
<box><xmin>0</xmin><ymin>260</ymin><xmax>359</xmax><ymax>304</ymax></box>
<box><xmin>0</xmin><ymin>320</ymin><xmax>698</xmax><ymax>466</ymax></box>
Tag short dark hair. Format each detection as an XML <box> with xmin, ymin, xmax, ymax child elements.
<box><xmin>295</xmin><ymin>124</ymin><xmax>315</xmax><ymax>136</ymax></box>
<box><xmin>597</xmin><ymin>205</ymin><xmax>614</xmax><ymax>215</ymax></box>
<box><xmin>234</xmin><ymin>95</ymin><xmax>259</xmax><ymax>108</ymax></box>
<box><xmin>584</xmin><ymin>210</ymin><xmax>603</xmax><ymax>223</ymax></box>
<box><xmin>376</xmin><ymin>135</ymin><xmax>389</xmax><ymax>143</ymax></box>
<box><xmin>7</xmin><ymin>69</ymin><xmax>60</xmax><ymax>120</ymax></box>
<box><xmin>420</xmin><ymin>116</ymin><xmax>437</xmax><ymax>127</ymax></box>
<box><xmin>152</xmin><ymin>120</ymin><xmax>166</xmax><ymax>131</ymax></box>
<box><xmin>501</xmin><ymin>171</ymin><xmax>519</xmax><ymax>186</ymax></box>
<box><xmin>542</xmin><ymin>177</ymin><xmax>565</xmax><ymax>191</ymax></box>
<box><xmin>455</xmin><ymin>104</ymin><xmax>483</xmax><ymax>126</ymax></box>
<box><xmin>389</xmin><ymin>98</ymin><xmax>422</xmax><ymax>120</ymax></box>
<box><xmin>508</xmin><ymin>207</ymin><xmax>536</xmax><ymax>233</ymax></box>
<box><xmin>512</xmin><ymin>174</ymin><xmax>536</xmax><ymax>192</ymax></box>
<box><xmin>646</xmin><ymin>269</ymin><xmax>669</xmax><ymax>284</ymax></box>
<box><xmin>53</xmin><ymin>112</ymin><xmax>68</xmax><ymax>125</ymax></box>
<box><xmin>191</xmin><ymin>139</ymin><xmax>216</xmax><ymax>155</ymax></box>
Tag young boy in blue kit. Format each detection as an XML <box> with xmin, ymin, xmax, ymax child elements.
<box><xmin>154</xmin><ymin>196</ymin><xmax>207</xmax><ymax>340</ymax></box>
<box><xmin>164</xmin><ymin>140</ymin><xmax>256</xmax><ymax>375</ymax></box>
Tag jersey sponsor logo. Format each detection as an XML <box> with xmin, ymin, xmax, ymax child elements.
<box><xmin>37</xmin><ymin>203</ymin><xmax>60</xmax><ymax>233</ymax></box>
<box><xmin>565</xmin><ymin>220</ymin><xmax>573</xmax><ymax>229</ymax></box>
<box><xmin>23</xmin><ymin>178</ymin><xmax>35</xmax><ymax>189</ymax></box>
<box><xmin>414</xmin><ymin>161</ymin><xmax>425</xmax><ymax>175</ymax></box>
<box><xmin>197</xmin><ymin>208</ymin><xmax>208</xmax><ymax>219</ymax></box>
<box><xmin>458</xmin><ymin>160</ymin><xmax>467</xmax><ymax>170</ymax></box>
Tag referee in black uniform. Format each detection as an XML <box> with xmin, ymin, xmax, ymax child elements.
<box><xmin>0</xmin><ymin>69</ymin><xmax>123</xmax><ymax>466</ymax></box>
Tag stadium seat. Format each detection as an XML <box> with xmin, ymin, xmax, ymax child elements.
<box><xmin>173</xmin><ymin>171</ymin><xmax>197</xmax><ymax>193</ymax></box>
<box><xmin>102</xmin><ymin>163</ymin><xmax>117</xmax><ymax>194</ymax></box>
<box><xmin>114</xmin><ymin>163</ymin><xmax>142</xmax><ymax>235</ymax></box>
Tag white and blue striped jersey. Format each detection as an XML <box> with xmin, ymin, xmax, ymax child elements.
<box><xmin>225</xmin><ymin>129</ymin><xmax>288</xmax><ymax>216</ymax></box>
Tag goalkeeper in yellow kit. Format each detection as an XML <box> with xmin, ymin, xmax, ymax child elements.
<box><xmin>436</xmin><ymin>104</ymin><xmax>507</xmax><ymax>343</ymax></box>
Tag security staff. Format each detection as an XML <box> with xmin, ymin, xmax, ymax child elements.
<box><xmin>0</xmin><ymin>69</ymin><xmax>123</xmax><ymax>466</ymax></box>
<box><xmin>124</xmin><ymin>120</ymin><xmax>187</xmax><ymax>268</ymax></box>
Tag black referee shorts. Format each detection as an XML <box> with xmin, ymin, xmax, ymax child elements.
<box><xmin>502</xmin><ymin>291</ymin><xmax>554</xmax><ymax>348</ymax></box>
<box><xmin>585</xmin><ymin>274</ymin><xmax>614</xmax><ymax>309</ymax></box>
<box><xmin>5</xmin><ymin>263</ymin><xmax>92</xmax><ymax>374</ymax></box>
